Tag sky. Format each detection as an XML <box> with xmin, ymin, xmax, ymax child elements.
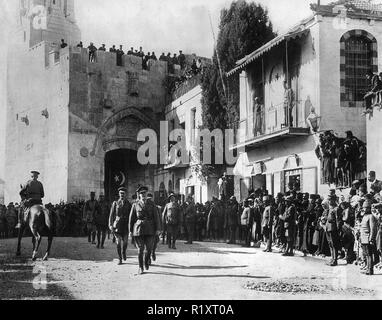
<box><xmin>0</xmin><ymin>0</ymin><xmax>334</xmax><ymax>178</ymax></box>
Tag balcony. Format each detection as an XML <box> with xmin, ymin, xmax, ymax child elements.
<box><xmin>231</xmin><ymin>101</ymin><xmax>310</xmax><ymax>150</ymax></box>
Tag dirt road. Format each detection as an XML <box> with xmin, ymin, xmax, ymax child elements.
<box><xmin>0</xmin><ymin>237</ymin><xmax>381</xmax><ymax>300</ymax></box>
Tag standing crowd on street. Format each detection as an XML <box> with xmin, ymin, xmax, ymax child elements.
<box><xmin>2</xmin><ymin>170</ymin><xmax>382</xmax><ymax>276</ymax></box>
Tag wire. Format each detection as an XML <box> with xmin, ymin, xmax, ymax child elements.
<box><xmin>208</xmin><ymin>10</ymin><xmax>228</xmax><ymax>99</ymax></box>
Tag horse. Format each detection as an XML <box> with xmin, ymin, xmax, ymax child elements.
<box><xmin>16</xmin><ymin>205</ymin><xmax>54</xmax><ymax>261</ymax></box>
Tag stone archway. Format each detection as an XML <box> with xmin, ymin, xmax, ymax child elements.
<box><xmin>91</xmin><ymin>107</ymin><xmax>158</xmax><ymax>156</ymax></box>
<box><xmin>101</xmin><ymin>107</ymin><xmax>158</xmax><ymax>200</ymax></box>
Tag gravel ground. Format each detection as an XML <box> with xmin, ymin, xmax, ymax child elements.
<box><xmin>0</xmin><ymin>237</ymin><xmax>381</xmax><ymax>300</ymax></box>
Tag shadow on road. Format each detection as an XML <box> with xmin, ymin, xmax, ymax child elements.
<box><xmin>144</xmin><ymin>271</ymin><xmax>271</xmax><ymax>279</ymax></box>
<box><xmin>0</xmin><ymin>255</ymin><xmax>74</xmax><ymax>300</ymax></box>
<box><xmin>153</xmin><ymin>263</ymin><xmax>248</xmax><ymax>270</ymax></box>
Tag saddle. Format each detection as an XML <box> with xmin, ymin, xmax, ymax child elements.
<box><xmin>21</xmin><ymin>199</ymin><xmax>43</xmax><ymax>224</ymax></box>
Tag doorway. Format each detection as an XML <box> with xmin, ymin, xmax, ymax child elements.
<box><xmin>104</xmin><ymin>149</ymin><xmax>140</xmax><ymax>202</ymax></box>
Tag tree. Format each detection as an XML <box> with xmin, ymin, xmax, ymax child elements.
<box><xmin>201</xmin><ymin>0</ymin><xmax>276</xmax><ymax>130</ymax></box>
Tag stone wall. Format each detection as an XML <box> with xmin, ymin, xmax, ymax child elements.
<box><xmin>66</xmin><ymin>46</ymin><xmax>169</xmax><ymax>200</ymax></box>
<box><xmin>5</xmin><ymin>42</ymin><xmax>70</xmax><ymax>204</ymax></box>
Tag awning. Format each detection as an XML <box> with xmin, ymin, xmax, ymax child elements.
<box><xmin>227</xmin><ymin>16</ymin><xmax>313</xmax><ymax>77</ymax></box>
<box><xmin>233</xmin><ymin>152</ymin><xmax>252</xmax><ymax>178</ymax></box>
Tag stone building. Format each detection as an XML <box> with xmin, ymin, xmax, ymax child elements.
<box><xmin>5</xmin><ymin>0</ymin><xmax>210</xmax><ymax>204</ymax></box>
<box><xmin>5</xmin><ymin>0</ymin><xmax>176</xmax><ymax>203</ymax></box>
<box><xmin>229</xmin><ymin>0</ymin><xmax>382</xmax><ymax>200</ymax></box>
<box><xmin>153</xmin><ymin>74</ymin><xmax>219</xmax><ymax>206</ymax></box>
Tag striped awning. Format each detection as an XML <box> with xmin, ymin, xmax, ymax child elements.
<box><xmin>227</xmin><ymin>17</ymin><xmax>313</xmax><ymax>77</ymax></box>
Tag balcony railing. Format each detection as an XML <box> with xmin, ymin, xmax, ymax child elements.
<box><xmin>233</xmin><ymin>101</ymin><xmax>310</xmax><ymax>149</ymax></box>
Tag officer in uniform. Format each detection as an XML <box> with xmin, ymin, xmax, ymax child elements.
<box><xmin>83</xmin><ymin>192</ymin><xmax>100</xmax><ymax>244</ymax></box>
<box><xmin>162</xmin><ymin>193</ymin><xmax>181</xmax><ymax>249</ymax></box>
<box><xmin>280</xmin><ymin>195</ymin><xmax>296</xmax><ymax>256</ymax></box>
<box><xmin>225</xmin><ymin>196</ymin><xmax>239</xmax><ymax>244</ymax></box>
<box><xmin>262</xmin><ymin>196</ymin><xmax>275</xmax><ymax>252</ymax></box>
<box><xmin>148</xmin><ymin>193</ymin><xmax>162</xmax><ymax>263</ymax></box>
<box><xmin>129</xmin><ymin>186</ymin><xmax>160</xmax><ymax>275</ymax></box>
<box><xmin>95</xmin><ymin>194</ymin><xmax>110</xmax><ymax>249</ymax></box>
<box><xmin>109</xmin><ymin>187</ymin><xmax>131</xmax><ymax>265</ymax></box>
<box><xmin>16</xmin><ymin>171</ymin><xmax>45</xmax><ymax>229</ymax></box>
<box><xmin>184</xmin><ymin>196</ymin><xmax>196</xmax><ymax>245</ymax></box>
<box><xmin>325</xmin><ymin>195</ymin><xmax>341</xmax><ymax>266</ymax></box>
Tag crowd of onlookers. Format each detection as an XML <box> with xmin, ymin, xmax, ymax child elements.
<box><xmin>3</xmin><ymin>170</ymin><xmax>380</xmax><ymax>276</ymax></box>
<box><xmin>59</xmin><ymin>38</ymin><xmax>204</xmax><ymax>74</ymax></box>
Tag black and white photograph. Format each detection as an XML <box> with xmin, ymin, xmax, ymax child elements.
<box><xmin>1</xmin><ymin>0</ymin><xmax>382</xmax><ymax>305</ymax></box>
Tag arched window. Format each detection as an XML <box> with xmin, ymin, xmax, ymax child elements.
<box><xmin>340</xmin><ymin>30</ymin><xmax>378</xmax><ymax>108</ymax></box>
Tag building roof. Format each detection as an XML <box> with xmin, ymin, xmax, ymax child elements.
<box><xmin>227</xmin><ymin>16</ymin><xmax>314</xmax><ymax>77</ymax></box>
<box><xmin>228</xmin><ymin>0</ymin><xmax>382</xmax><ymax>77</ymax></box>
<box><xmin>311</xmin><ymin>0</ymin><xmax>382</xmax><ymax>18</ymax></box>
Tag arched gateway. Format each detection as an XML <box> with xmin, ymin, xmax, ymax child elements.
<box><xmin>99</xmin><ymin>107</ymin><xmax>158</xmax><ymax>202</ymax></box>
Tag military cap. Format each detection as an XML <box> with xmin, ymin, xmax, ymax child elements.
<box><xmin>136</xmin><ymin>186</ymin><xmax>148</xmax><ymax>194</ymax></box>
<box><xmin>31</xmin><ymin>171</ymin><xmax>40</xmax><ymax>175</ymax></box>
<box><xmin>230</xmin><ymin>196</ymin><xmax>236</xmax><ymax>201</ymax></box>
<box><xmin>168</xmin><ymin>193</ymin><xmax>176</xmax><ymax>200</ymax></box>
<box><xmin>352</xmin><ymin>180</ymin><xmax>361</xmax><ymax>186</ymax></box>
<box><xmin>118</xmin><ymin>187</ymin><xmax>127</xmax><ymax>193</ymax></box>
<box><xmin>247</xmin><ymin>198</ymin><xmax>254</xmax><ymax>203</ymax></box>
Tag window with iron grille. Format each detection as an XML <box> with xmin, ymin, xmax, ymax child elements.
<box><xmin>344</xmin><ymin>36</ymin><xmax>373</xmax><ymax>103</ymax></box>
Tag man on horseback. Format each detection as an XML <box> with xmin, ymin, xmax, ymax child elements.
<box><xmin>16</xmin><ymin>171</ymin><xmax>45</xmax><ymax>229</ymax></box>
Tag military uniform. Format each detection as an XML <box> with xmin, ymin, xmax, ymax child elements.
<box><xmin>280</xmin><ymin>198</ymin><xmax>296</xmax><ymax>256</ymax></box>
<box><xmin>262</xmin><ymin>200</ymin><xmax>275</xmax><ymax>252</ymax></box>
<box><xmin>18</xmin><ymin>174</ymin><xmax>45</xmax><ymax>228</ymax></box>
<box><xmin>83</xmin><ymin>199</ymin><xmax>100</xmax><ymax>244</ymax></box>
<box><xmin>184</xmin><ymin>200</ymin><xmax>196</xmax><ymax>244</ymax></box>
<box><xmin>162</xmin><ymin>198</ymin><xmax>181</xmax><ymax>249</ymax></box>
<box><xmin>225</xmin><ymin>197</ymin><xmax>239</xmax><ymax>244</ymax></box>
<box><xmin>152</xmin><ymin>204</ymin><xmax>163</xmax><ymax>262</ymax></box>
<box><xmin>129</xmin><ymin>195</ymin><xmax>160</xmax><ymax>271</ymax></box>
<box><xmin>240</xmin><ymin>202</ymin><xmax>252</xmax><ymax>247</ymax></box>
<box><xmin>325</xmin><ymin>201</ymin><xmax>342</xmax><ymax>266</ymax></box>
<box><xmin>95</xmin><ymin>199</ymin><xmax>110</xmax><ymax>248</ymax></box>
<box><xmin>109</xmin><ymin>195</ymin><xmax>131</xmax><ymax>263</ymax></box>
